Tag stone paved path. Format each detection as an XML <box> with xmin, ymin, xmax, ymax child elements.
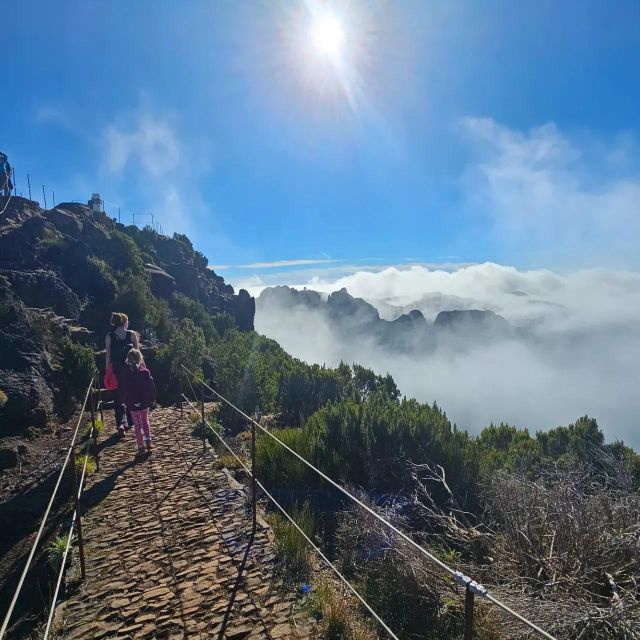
<box><xmin>54</xmin><ymin>406</ymin><xmax>311</xmax><ymax>640</ymax></box>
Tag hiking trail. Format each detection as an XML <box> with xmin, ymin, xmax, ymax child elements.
<box><xmin>53</xmin><ymin>406</ymin><xmax>311</xmax><ymax>640</ymax></box>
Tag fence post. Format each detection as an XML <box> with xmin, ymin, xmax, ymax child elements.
<box><xmin>464</xmin><ymin>586</ymin><xmax>474</xmax><ymax>640</ymax></box>
<box><xmin>200</xmin><ymin>383</ymin><xmax>206</xmax><ymax>452</ymax></box>
<box><xmin>251</xmin><ymin>406</ymin><xmax>260</xmax><ymax>536</ymax></box>
<box><xmin>27</xmin><ymin>173</ymin><xmax>32</xmax><ymax>200</ymax></box>
<box><xmin>91</xmin><ymin>380</ymin><xmax>100</xmax><ymax>473</ymax></box>
<box><xmin>42</xmin><ymin>185</ymin><xmax>47</xmax><ymax>209</ymax></box>
<box><xmin>70</xmin><ymin>459</ymin><xmax>87</xmax><ymax>580</ymax></box>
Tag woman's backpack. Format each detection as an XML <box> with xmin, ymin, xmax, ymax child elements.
<box><xmin>110</xmin><ymin>330</ymin><xmax>134</xmax><ymax>369</ymax></box>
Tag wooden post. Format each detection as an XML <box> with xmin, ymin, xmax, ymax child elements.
<box><xmin>464</xmin><ymin>587</ymin><xmax>475</xmax><ymax>640</ymax></box>
<box><xmin>27</xmin><ymin>173</ymin><xmax>31</xmax><ymax>200</ymax></box>
<box><xmin>42</xmin><ymin>185</ymin><xmax>47</xmax><ymax>209</ymax></box>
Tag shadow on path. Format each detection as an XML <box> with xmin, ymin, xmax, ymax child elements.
<box><xmin>216</xmin><ymin>529</ymin><xmax>256</xmax><ymax>640</ymax></box>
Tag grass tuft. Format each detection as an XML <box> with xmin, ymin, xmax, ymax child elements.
<box><xmin>214</xmin><ymin>454</ymin><xmax>248</xmax><ymax>471</ymax></box>
<box><xmin>306</xmin><ymin>579</ymin><xmax>376</xmax><ymax>640</ymax></box>
<box><xmin>266</xmin><ymin>502</ymin><xmax>315</xmax><ymax>579</ymax></box>
<box><xmin>74</xmin><ymin>453</ymin><xmax>97</xmax><ymax>476</ymax></box>
<box><xmin>47</xmin><ymin>534</ymin><xmax>72</xmax><ymax>570</ymax></box>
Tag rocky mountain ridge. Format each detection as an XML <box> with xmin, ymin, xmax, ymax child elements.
<box><xmin>257</xmin><ymin>285</ymin><xmax>514</xmax><ymax>354</ymax></box>
<box><xmin>0</xmin><ymin>196</ymin><xmax>254</xmax><ymax>437</ymax></box>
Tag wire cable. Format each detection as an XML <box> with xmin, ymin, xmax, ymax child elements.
<box><xmin>179</xmin><ymin>395</ymin><xmax>400</xmax><ymax>640</ymax></box>
<box><xmin>0</xmin><ymin>170</ymin><xmax>13</xmax><ymax>216</ymax></box>
<box><xmin>181</xmin><ymin>366</ymin><xmax>558</xmax><ymax>640</ymax></box>
<box><xmin>0</xmin><ymin>380</ymin><xmax>94</xmax><ymax>640</ymax></box>
<box><xmin>42</xmin><ymin>423</ymin><xmax>95</xmax><ymax>640</ymax></box>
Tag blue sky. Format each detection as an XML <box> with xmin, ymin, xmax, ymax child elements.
<box><xmin>4</xmin><ymin>1</ymin><xmax>640</xmax><ymax>287</ymax></box>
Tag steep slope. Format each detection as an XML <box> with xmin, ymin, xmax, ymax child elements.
<box><xmin>0</xmin><ymin>197</ymin><xmax>254</xmax><ymax>437</ymax></box>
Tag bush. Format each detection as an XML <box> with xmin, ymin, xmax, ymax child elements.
<box><xmin>113</xmin><ymin>271</ymin><xmax>157</xmax><ymax>334</ymax></box>
<box><xmin>107</xmin><ymin>230</ymin><xmax>144</xmax><ymax>274</ymax></box>
<box><xmin>256</xmin><ymin>428</ymin><xmax>312</xmax><ymax>488</ymax></box>
<box><xmin>156</xmin><ymin>319</ymin><xmax>207</xmax><ymax>400</ymax></box>
<box><xmin>172</xmin><ymin>293</ymin><xmax>218</xmax><ymax>343</ymax></box>
<box><xmin>0</xmin><ymin>390</ymin><xmax>7</xmax><ymax>408</ymax></box>
<box><xmin>55</xmin><ymin>337</ymin><xmax>97</xmax><ymax>421</ymax></box>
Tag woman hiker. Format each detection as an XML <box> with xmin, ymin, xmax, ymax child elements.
<box><xmin>105</xmin><ymin>312</ymin><xmax>139</xmax><ymax>435</ymax></box>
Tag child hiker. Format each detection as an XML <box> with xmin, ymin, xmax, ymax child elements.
<box><xmin>122</xmin><ymin>349</ymin><xmax>156</xmax><ymax>459</ymax></box>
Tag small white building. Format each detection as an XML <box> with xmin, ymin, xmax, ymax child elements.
<box><xmin>88</xmin><ymin>193</ymin><xmax>103</xmax><ymax>213</ymax></box>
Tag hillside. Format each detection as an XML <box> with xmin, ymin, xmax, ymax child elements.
<box><xmin>1</xmin><ymin>197</ymin><xmax>639</xmax><ymax>640</ymax></box>
<box><xmin>0</xmin><ymin>197</ymin><xmax>254</xmax><ymax>437</ymax></box>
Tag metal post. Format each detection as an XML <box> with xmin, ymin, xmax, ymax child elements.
<box><xmin>200</xmin><ymin>383</ymin><xmax>206</xmax><ymax>452</ymax></box>
<box><xmin>27</xmin><ymin>174</ymin><xmax>31</xmax><ymax>200</ymax></box>
<box><xmin>118</xmin><ymin>207</ymin><xmax>121</xmax><ymax>223</ymax></box>
<box><xmin>52</xmin><ymin>190</ymin><xmax>55</xmax><ymax>207</ymax></box>
<box><xmin>91</xmin><ymin>380</ymin><xmax>100</xmax><ymax>473</ymax></box>
<box><xmin>464</xmin><ymin>587</ymin><xmax>475</xmax><ymax>640</ymax></box>
<box><xmin>70</xmin><ymin>461</ymin><xmax>86</xmax><ymax>580</ymax></box>
<box><xmin>251</xmin><ymin>405</ymin><xmax>260</xmax><ymax>535</ymax></box>
<box><xmin>42</xmin><ymin>185</ymin><xmax>47</xmax><ymax>209</ymax></box>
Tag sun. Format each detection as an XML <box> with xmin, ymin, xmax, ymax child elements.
<box><xmin>310</xmin><ymin>14</ymin><xmax>346</xmax><ymax>60</ymax></box>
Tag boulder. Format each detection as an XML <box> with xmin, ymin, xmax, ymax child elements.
<box><xmin>145</xmin><ymin>263</ymin><xmax>176</xmax><ymax>299</ymax></box>
<box><xmin>48</xmin><ymin>208</ymin><xmax>82</xmax><ymax>238</ymax></box>
<box><xmin>0</xmin><ymin>370</ymin><xmax>54</xmax><ymax>435</ymax></box>
<box><xmin>0</xmin><ymin>447</ymin><xmax>19</xmax><ymax>471</ymax></box>
<box><xmin>2</xmin><ymin>269</ymin><xmax>82</xmax><ymax>318</ymax></box>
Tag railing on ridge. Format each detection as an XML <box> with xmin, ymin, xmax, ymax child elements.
<box><xmin>0</xmin><ymin>379</ymin><xmax>100</xmax><ymax>640</ymax></box>
<box><xmin>180</xmin><ymin>365</ymin><xmax>558</xmax><ymax>640</ymax></box>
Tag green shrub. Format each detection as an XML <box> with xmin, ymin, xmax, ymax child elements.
<box><xmin>107</xmin><ymin>230</ymin><xmax>144</xmax><ymax>274</ymax></box>
<box><xmin>256</xmin><ymin>428</ymin><xmax>312</xmax><ymax>488</ymax></box>
<box><xmin>113</xmin><ymin>271</ymin><xmax>158</xmax><ymax>334</ymax></box>
<box><xmin>156</xmin><ymin>319</ymin><xmax>207</xmax><ymax>400</ymax></box>
<box><xmin>172</xmin><ymin>293</ymin><xmax>218</xmax><ymax>343</ymax></box>
<box><xmin>47</xmin><ymin>534</ymin><xmax>72</xmax><ymax>570</ymax></box>
<box><xmin>0</xmin><ymin>390</ymin><xmax>7</xmax><ymax>408</ymax></box>
<box><xmin>75</xmin><ymin>453</ymin><xmax>97</xmax><ymax>476</ymax></box>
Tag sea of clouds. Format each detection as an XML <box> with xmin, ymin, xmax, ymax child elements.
<box><xmin>251</xmin><ymin>263</ymin><xmax>640</xmax><ymax>448</ymax></box>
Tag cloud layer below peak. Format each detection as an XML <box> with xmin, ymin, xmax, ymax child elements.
<box><xmin>251</xmin><ymin>262</ymin><xmax>640</xmax><ymax>447</ymax></box>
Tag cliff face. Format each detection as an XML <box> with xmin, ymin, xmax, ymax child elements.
<box><xmin>0</xmin><ymin>197</ymin><xmax>254</xmax><ymax>436</ymax></box>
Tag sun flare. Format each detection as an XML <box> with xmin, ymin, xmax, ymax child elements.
<box><xmin>310</xmin><ymin>14</ymin><xmax>346</xmax><ymax>60</ymax></box>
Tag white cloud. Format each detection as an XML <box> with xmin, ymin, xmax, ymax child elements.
<box><xmin>212</xmin><ymin>258</ymin><xmax>340</xmax><ymax>270</ymax></box>
<box><xmin>103</xmin><ymin>113</ymin><xmax>181</xmax><ymax>178</ymax></box>
<box><xmin>460</xmin><ymin>117</ymin><xmax>640</xmax><ymax>264</ymax></box>
<box><xmin>254</xmin><ymin>262</ymin><xmax>640</xmax><ymax>447</ymax></box>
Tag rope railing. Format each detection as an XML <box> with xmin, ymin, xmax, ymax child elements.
<box><xmin>0</xmin><ymin>378</ymin><xmax>98</xmax><ymax>640</ymax></box>
<box><xmin>180</xmin><ymin>365</ymin><xmax>558</xmax><ymax>640</ymax></box>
